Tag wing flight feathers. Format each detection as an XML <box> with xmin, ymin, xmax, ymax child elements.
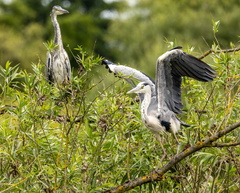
<box><xmin>156</xmin><ymin>48</ymin><xmax>216</xmax><ymax>113</ymax></box>
<box><xmin>102</xmin><ymin>48</ymin><xmax>216</xmax><ymax>115</ymax></box>
<box><xmin>171</xmin><ymin>51</ymin><xmax>216</xmax><ymax>81</ymax></box>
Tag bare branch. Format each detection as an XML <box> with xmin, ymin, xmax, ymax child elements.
<box><xmin>198</xmin><ymin>47</ymin><xmax>240</xmax><ymax>59</ymax></box>
<box><xmin>0</xmin><ymin>105</ymin><xmax>17</xmax><ymax>114</ymax></box>
<box><xmin>103</xmin><ymin>121</ymin><xmax>240</xmax><ymax>193</ymax></box>
<box><xmin>39</xmin><ymin>115</ymin><xmax>83</xmax><ymax>123</ymax></box>
<box><xmin>205</xmin><ymin>142</ymin><xmax>240</xmax><ymax>147</ymax></box>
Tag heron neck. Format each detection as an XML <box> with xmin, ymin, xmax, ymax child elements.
<box><xmin>51</xmin><ymin>14</ymin><xmax>63</xmax><ymax>50</ymax></box>
<box><xmin>141</xmin><ymin>87</ymin><xmax>152</xmax><ymax>117</ymax></box>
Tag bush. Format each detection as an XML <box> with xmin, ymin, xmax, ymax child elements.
<box><xmin>0</xmin><ymin>43</ymin><xmax>239</xmax><ymax>193</ymax></box>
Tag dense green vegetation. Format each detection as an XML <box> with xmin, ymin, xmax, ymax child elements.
<box><xmin>0</xmin><ymin>39</ymin><xmax>239</xmax><ymax>192</ymax></box>
<box><xmin>0</xmin><ymin>0</ymin><xmax>239</xmax><ymax>192</ymax></box>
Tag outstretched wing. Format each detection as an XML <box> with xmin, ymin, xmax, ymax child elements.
<box><xmin>102</xmin><ymin>59</ymin><xmax>156</xmax><ymax>101</ymax></box>
<box><xmin>156</xmin><ymin>47</ymin><xmax>216</xmax><ymax>114</ymax></box>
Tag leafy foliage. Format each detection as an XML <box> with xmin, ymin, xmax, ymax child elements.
<box><xmin>0</xmin><ymin>38</ymin><xmax>239</xmax><ymax>193</ymax></box>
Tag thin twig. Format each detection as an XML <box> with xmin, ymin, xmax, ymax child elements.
<box><xmin>0</xmin><ymin>105</ymin><xmax>83</xmax><ymax>123</ymax></box>
<box><xmin>0</xmin><ymin>105</ymin><xmax>17</xmax><ymax>114</ymax></box>
<box><xmin>1</xmin><ymin>177</ymin><xmax>28</xmax><ymax>193</ymax></box>
<box><xmin>103</xmin><ymin>121</ymin><xmax>240</xmax><ymax>193</ymax></box>
<box><xmin>227</xmin><ymin>149</ymin><xmax>240</xmax><ymax>176</ymax></box>
<box><xmin>205</xmin><ymin>142</ymin><xmax>240</xmax><ymax>147</ymax></box>
<box><xmin>198</xmin><ymin>47</ymin><xmax>240</xmax><ymax>59</ymax></box>
<box><xmin>39</xmin><ymin>115</ymin><xmax>83</xmax><ymax>123</ymax></box>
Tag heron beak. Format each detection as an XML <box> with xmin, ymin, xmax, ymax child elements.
<box><xmin>60</xmin><ymin>8</ymin><xmax>69</xmax><ymax>14</ymax></box>
<box><xmin>127</xmin><ymin>87</ymin><xmax>139</xmax><ymax>94</ymax></box>
<box><xmin>62</xmin><ymin>10</ymin><xmax>69</xmax><ymax>14</ymax></box>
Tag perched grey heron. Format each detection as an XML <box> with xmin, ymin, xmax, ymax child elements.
<box><xmin>46</xmin><ymin>5</ymin><xmax>71</xmax><ymax>85</ymax></box>
<box><xmin>102</xmin><ymin>47</ymin><xmax>216</xmax><ymax>155</ymax></box>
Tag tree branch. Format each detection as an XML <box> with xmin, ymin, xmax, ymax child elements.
<box><xmin>205</xmin><ymin>142</ymin><xmax>240</xmax><ymax>147</ymax></box>
<box><xmin>0</xmin><ymin>105</ymin><xmax>83</xmax><ymax>123</ymax></box>
<box><xmin>103</xmin><ymin>121</ymin><xmax>240</xmax><ymax>193</ymax></box>
<box><xmin>198</xmin><ymin>47</ymin><xmax>240</xmax><ymax>59</ymax></box>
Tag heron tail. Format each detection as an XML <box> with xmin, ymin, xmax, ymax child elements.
<box><xmin>180</xmin><ymin>121</ymin><xmax>191</xmax><ymax>127</ymax></box>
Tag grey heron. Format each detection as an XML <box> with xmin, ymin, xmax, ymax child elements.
<box><xmin>102</xmin><ymin>47</ymin><xmax>216</xmax><ymax>155</ymax></box>
<box><xmin>46</xmin><ymin>5</ymin><xmax>71</xmax><ymax>85</ymax></box>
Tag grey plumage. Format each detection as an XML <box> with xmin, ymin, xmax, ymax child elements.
<box><xmin>46</xmin><ymin>5</ymin><xmax>71</xmax><ymax>85</ymax></box>
<box><xmin>102</xmin><ymin>47</ymin><xmax>216</xmax><ymax>153</ymax></box>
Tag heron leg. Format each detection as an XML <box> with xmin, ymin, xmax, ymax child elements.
<box><xmin>172</xmin><ymin>132</ymin><xmax>180</xmax><ymax>154</ymax></box>
<box><xmin>155</xmin><ymin>134</ymin><xmax>167</xmax><ymax>163</ymax></box>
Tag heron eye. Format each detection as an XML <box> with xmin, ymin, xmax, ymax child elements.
<box><xmin>141</xmin><ymin>86</ymin><xmax>144</xmax><ymax>89</ymax></box>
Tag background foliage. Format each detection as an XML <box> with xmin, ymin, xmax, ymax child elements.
<box><xmin>0</xmin><ymin>0</ymin><xmax>239</xmax><ymax>73</ymax></box>
<box><xmin>0</xmin><ymin>0</ymin><xmax>239</xmax><ymax>192</ymax></box>
<box><xmin>0</xmin><ymin>0</ymin><xmax>126</xmax><ymax>71</ymax></box>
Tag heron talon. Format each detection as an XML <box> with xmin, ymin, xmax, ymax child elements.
<box><xmin>176</xmin><ymin>142</ymin><xmax>181</xmax><ymax>154</ymax></box>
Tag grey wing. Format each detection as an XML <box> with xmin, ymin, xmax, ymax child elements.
<box><xmin>46</xmin><ymin>51</ymin><xmax>54</xmax><ymax>83</ymax></box>
<box><xmin>156</xmin><ymin>47</ymin><xmax>216</xmax><ymax>114</ymax></box>
<box><xmin>170</xmin><ymin>50</ymin><xmax>216</xmax><ymax>82</ymax></box>
<box><xmin>63</xmin><ymin>49</ymin><xmax>71</xmax><ymax>82</ymax></box>
<box><xmin>102</xmin><ymin>59</ymin><xmax>155</xmax><ymax>93</ymax></box>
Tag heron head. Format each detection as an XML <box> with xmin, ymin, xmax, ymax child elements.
<box><xmin>127</xmin><ymin>82</ymin><xmax>150</xmax><ymax>94</ymax></box>
<box><xmin>51</xmin><ymin>5</ymin><xmax>69</xmax><ymax>16</ymax></box>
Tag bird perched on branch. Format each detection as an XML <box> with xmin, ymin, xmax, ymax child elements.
<box><xmin>46</xmin><ymin>5</ymin><xmax>71</xmax><ymax>85</ymax></box>
<box><xmin>102</xmin><ymin>47</ymin><xmax>216</xmax><ymax>156</ymax></box>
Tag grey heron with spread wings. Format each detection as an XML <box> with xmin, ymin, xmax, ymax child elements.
<box><xmin>46</xmin><ymin>5</ymin><xmax>71</xmax><ymax>85</ymax></box>
<box><xmin>102</xmin><ymin>47</ymin><xmax>216</xmax><ymax>155</ymax></box>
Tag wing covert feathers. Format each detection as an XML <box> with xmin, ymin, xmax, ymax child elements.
<box><xmin>102</xmin><ymin>59</ymin><xmax>156</xmax><ymax>94</ymax></box>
